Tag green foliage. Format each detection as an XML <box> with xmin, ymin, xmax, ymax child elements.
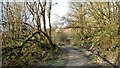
<box><xmin>2</xmin><ymin>31</ymin><xmax>60</xmax><ymax>66</ymax></box>
<box><xmin>2</xmin><ymin>2</ymin><xmax>59</xmax><ymax>67</ymax></box>
<box><xmin>68</xmin><ymin>2</ymin><xmax>120</xmax><ymax>65</ymax></box>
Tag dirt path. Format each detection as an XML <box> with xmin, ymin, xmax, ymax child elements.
<box><xmin>64</xmin><ymin>45</ymin><xmax>92</xmax><ymax>66</ymax></box>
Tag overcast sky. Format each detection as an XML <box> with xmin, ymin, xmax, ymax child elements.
<box><xmin>0</xmin><ymin>0</ymin><xmax>69</xmax><ymax>28</ymax></box>
<box><xmin>51</xmin><ymin>0</ymin><xmax>68</xmax><ymax>22</ymax></box>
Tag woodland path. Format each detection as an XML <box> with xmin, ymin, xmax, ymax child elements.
<box><xmin>63</xmin><ymin>45</ymin><xmax>92</xmax><ymax>66</ymax></box>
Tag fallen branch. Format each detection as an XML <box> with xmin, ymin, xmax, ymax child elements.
<box><xmin>41</xmin><ymin>30</ymin><xmax>53</xmax><ymax>45</ymax></box>
<box><xmin>2</xmin><ymin>31</ymin><xmax>38</xmax><ymax>54</ymax></box>
<box><xmin>18</xmin><ymin>30</ymin><xmax>38</xmax><ymax>52</ymax></box>
<box><xmin>3</xmin><ymin>29</ymin><xmax>56</xmax><ymax>55</ymax></box>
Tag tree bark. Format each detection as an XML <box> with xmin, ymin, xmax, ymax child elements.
<box><xmin>48</xmin><ymin>0</ymin><xmax>52</xmax><ymax>38</ymax></box>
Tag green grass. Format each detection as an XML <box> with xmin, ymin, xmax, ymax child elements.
<box><xmin>42</xmin><ymin>48</ymin><xmax>67</xmax><ymax>66</ymax></box>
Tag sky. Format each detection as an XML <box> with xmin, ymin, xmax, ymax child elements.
<box><xmin>0</xmin><ymin>0</ymin><xmax>69</xmax><ymax>29</ymax></box>
<box><xmin>52</xmin><ymin>0</ymin><xmax>68</xmax><ymax>17</ymax></box>
<box><xmin>51</xmin><ymin>0</ymin><xmax>69</xmax><ymax>27</ymax></box>
<box><xmin>1</xmin><ymin>0</ymin><xmax>119</xmax><ymax>29</ymax></box>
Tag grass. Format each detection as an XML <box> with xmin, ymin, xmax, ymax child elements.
<box><xmin>42</xmin><ymin>48</ymin><xmax>68</xmax><ymax>66</ymax></box>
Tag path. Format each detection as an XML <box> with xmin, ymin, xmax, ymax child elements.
<box><xmin>64</xmin><ymin>45</ymin><xmax>92</xmax><ymax>66</ymax></box>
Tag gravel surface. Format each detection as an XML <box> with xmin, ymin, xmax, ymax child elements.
<box><xmin>64</xmin><ymin>45</ymin><xmax>92</xmax><ymax>66</ymax></box>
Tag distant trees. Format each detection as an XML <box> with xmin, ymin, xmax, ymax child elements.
<box><xmin>68</xmin><ymin>2</ymin><xmax>119</xmax><ymax>67</ymax></box>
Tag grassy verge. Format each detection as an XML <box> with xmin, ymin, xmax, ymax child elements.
<box><xmin>42</xmin><ymin>47</ymin><xmax>68</xmax><ymax>66</ymax></box>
